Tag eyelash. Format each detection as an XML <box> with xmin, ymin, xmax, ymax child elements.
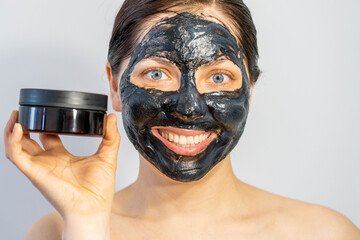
<box><xmin>208</xmin><ymin>70</ymin><xmax>234</xmax><ymax>81</ymax></box>
<box><xmin>142</xmin><ymin>68</ymin><xmax>170</xmax><ymax>80</ymax></box>
<box><xmin>142</xmin><ymin>68</ymin><xmax>234</xmax><ymax>82</ymax></box>
<box><xmin>143</xmin><ymin>67</ymin><xmax>162</xmax><ymax>74</ymax></box>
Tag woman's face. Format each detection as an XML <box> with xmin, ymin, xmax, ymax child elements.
<box><xmin>115</xmin><ymin>12</ymin><xmax>251</xmax><ymax>182</ymax></box>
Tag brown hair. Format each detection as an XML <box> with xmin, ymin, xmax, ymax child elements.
<box><xmin>108</xmin><ymin>0</ymin><xmax>260</xmax><ymax>84</ymax></box>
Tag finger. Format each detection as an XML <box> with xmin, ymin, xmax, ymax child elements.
<box><xmin>8</xmin><ymin>123</ymin><xmax>34</xmax><ymax>176</ymax></box>
<box><xmin>22</xmin><ymin>130</ymin><xmax>31</xmax><ymax>139</ymax></box>
<box><xmin>4</xmin><ymin>111</ymin><xmax>19</xmax><ymax>159</ymax></box>
<box><xmin>4</xmin><ymin>110</ymin><xmax>18</xmax><ymax>138</ymax></box>
<box><xmin>4</xmin><ymin>111</ymin><xmax>42</xmax><ymax>155</ymax></box>
<box><xmin>21</xmin><ymin>136</ymin><xmax>43</xmax><ymax>155</ymax></box>
<box><xmin>96</xmin><ymin>114</ymin><xmax>121</xmax><ymax>158</ymax></box>
<box><xmin>39</xmin><ymin>133</ymin><xmax>66</xmax><ymax>151</ymax></box>
<box><xmin>9</xmin><ymin>124</ymin><xmax>55</xmax><ymax>187</ymax></box>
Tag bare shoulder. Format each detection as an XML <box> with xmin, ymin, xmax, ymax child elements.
<box><xmin>249</xmin><ymin>186</ymin><xmax>360</xmax><ymax>239</ymax></box>
<box><xmin>289</xmin><ymin>203</ymin><xmax>360</xmax><ymax>240</ymax></box>
<box><xmin>25</xmin><ymin>211</ymin><xmax>63</xmax><ymax>240</ymax></box>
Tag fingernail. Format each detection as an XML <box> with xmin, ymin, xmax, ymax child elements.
<box><xmin>14</xmin><ymin>123</ymin><xmax>22</xmax><ymax>134</ymax></box>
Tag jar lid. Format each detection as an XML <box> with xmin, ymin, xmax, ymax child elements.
<box><xmin>19</xmin><ymin>89</ymin><xmax>108</xmax><ymax>111</ymax></box>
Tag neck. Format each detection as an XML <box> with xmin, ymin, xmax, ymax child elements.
<box><xmin>122</xmin><ymin>155</ymin><xmax>246</xmax><ymax>220</ymax></box>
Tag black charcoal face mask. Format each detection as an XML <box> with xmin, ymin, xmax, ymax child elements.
<box><xmin>120</xmin><ymin>12</ymin><xmax>250</xmax><ymax>182</ymax></box>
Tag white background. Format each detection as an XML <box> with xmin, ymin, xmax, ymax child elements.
<box><xmin>0</xmin><ymin>0</ymin><xmax>359</xmax><ymax>238</ymax></box>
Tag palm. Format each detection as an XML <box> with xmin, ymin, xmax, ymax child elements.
<box><xmin>5</xmin><ymin>112</ymin><xmax>120</xmax><ymax>217</ymax></box>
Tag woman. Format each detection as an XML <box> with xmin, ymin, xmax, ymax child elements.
<box><xmin>4</xmin><ymin>0</ymin><xmax>360</xmax><ymax>239</ymax></box>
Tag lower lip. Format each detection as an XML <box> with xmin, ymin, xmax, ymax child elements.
<box><xmin>151</xmin><ymin>128</ymin><xmax>217</xmax><ymax>156</ymax></box>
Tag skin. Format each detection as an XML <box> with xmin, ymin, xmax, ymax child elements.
<box><xmin>4</xmin><ymin>7</ymin><xmax>360</xmax><ymax>240</ymax></box>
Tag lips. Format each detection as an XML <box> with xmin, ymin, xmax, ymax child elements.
<box><xmin>151</xmin><ymin>126</ymin><xmax>217</xmax><ymax>156</ymax></box>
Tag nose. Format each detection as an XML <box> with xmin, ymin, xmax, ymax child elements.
<box><xmin>171</xmin><ymin>81</ymin><xmax>206</xmax><ymax>122</ymax></box>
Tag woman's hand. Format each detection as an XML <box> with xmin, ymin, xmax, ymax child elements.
<box><xmin>4</xmin><ymin>111</ymin><xmax>120</xmax><ymax>220</ymax></box>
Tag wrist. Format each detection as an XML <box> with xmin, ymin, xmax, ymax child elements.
<box><xmin>62</xmin><ymin>214</ymin><xmax>110</xmax><ymax>240</ymax></box>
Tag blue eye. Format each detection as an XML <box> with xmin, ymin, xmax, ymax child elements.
<box><xmin>145</xmin><ymin>70</ymin><xmax>168</xmax><ymax>80</ymax></box>
<box><xmin>210</xmin><ymin>73</ymin><xmax>229</xmax><ymax>83</ymax></box>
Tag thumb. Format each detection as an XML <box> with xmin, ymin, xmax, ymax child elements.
<box><xmin>96</xmin><ymin>114</ymin><xmax>121</xmax><ymax>159</ymax></box>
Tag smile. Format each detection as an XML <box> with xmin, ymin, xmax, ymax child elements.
<box><xmin>151</xmin><ymin>126</ymin><xmax>218</xmax><ymax>156</ymax></box>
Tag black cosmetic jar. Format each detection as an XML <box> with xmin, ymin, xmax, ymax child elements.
<box><xmin>18</xmin><ymin>89</ymin><xmax>108</xmax><ymax>137</ymax></box>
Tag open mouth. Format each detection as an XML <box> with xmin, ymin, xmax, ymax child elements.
<box><xmin>151</xmin><ymin>126</ymin><xmax>218</xmax><ymax>156</ymax></box>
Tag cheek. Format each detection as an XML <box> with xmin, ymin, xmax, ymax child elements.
<box><xmin>204</xmin><ymin>93</ymin><xmax>249</xmax><ymax>130</ymax></box>
<box><xmin>122</xmin><ymin>86</ymin><xmax>162</xmax><ymax>129</ymax></box>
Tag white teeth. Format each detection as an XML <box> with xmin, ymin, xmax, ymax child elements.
<box><xmin>169</xmin><ymin>133</ymin><xmax>174</xmax><ymax>142</ymax></box>
<box><xmin>174</xmin><ymin>134</ymin><xmax>179</xmax><ymax>143</ymax></box>
<box><xmin>179</xmin><ymin>135</ymin><xmax>186</xmax><ymax>145</ymax></box>
<box><xmin>194</xmin><ymin>135</ymin><xmax>199</xmax><ymax>144</ymax></box>
<box><xmin>188</xmin><ymin>136</ymin><xmax>194</xmax><ymax>145</ymax></box>
<box><xmin>159</xmin><ymin>130</ymin><xmax>211</xmax><ymax>147</ymax></box>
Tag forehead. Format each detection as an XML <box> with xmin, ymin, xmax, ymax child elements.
<box><xmin>132</xmin><ymin>12</ymin><xmax>242</xmax><ymax>67</ymax></box>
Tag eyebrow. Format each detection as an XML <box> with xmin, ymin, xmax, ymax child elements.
<box><xmin>146</xmin><ymin>57</ymin><xmax>175</xmax><ymax>66</ymax></box>
<box><xmin>146</xmin><ymin>56</ymin><xmax>231</xmax><ymax>69</ymax></box>
<box><xmin>200</xmin><ymin>57</ymin><xmax>229</xmax><ymax>67</ymax></box>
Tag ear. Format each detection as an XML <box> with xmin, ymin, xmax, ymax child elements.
<box><xmin>248</xmin><ymin>83</ymin><xmax>254</xmax><ymax>114</ymax></box>
<box><xmin>106</xmin><ymin>62</ymin><xmax>122</xmax><ymax>112</ymax></box>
